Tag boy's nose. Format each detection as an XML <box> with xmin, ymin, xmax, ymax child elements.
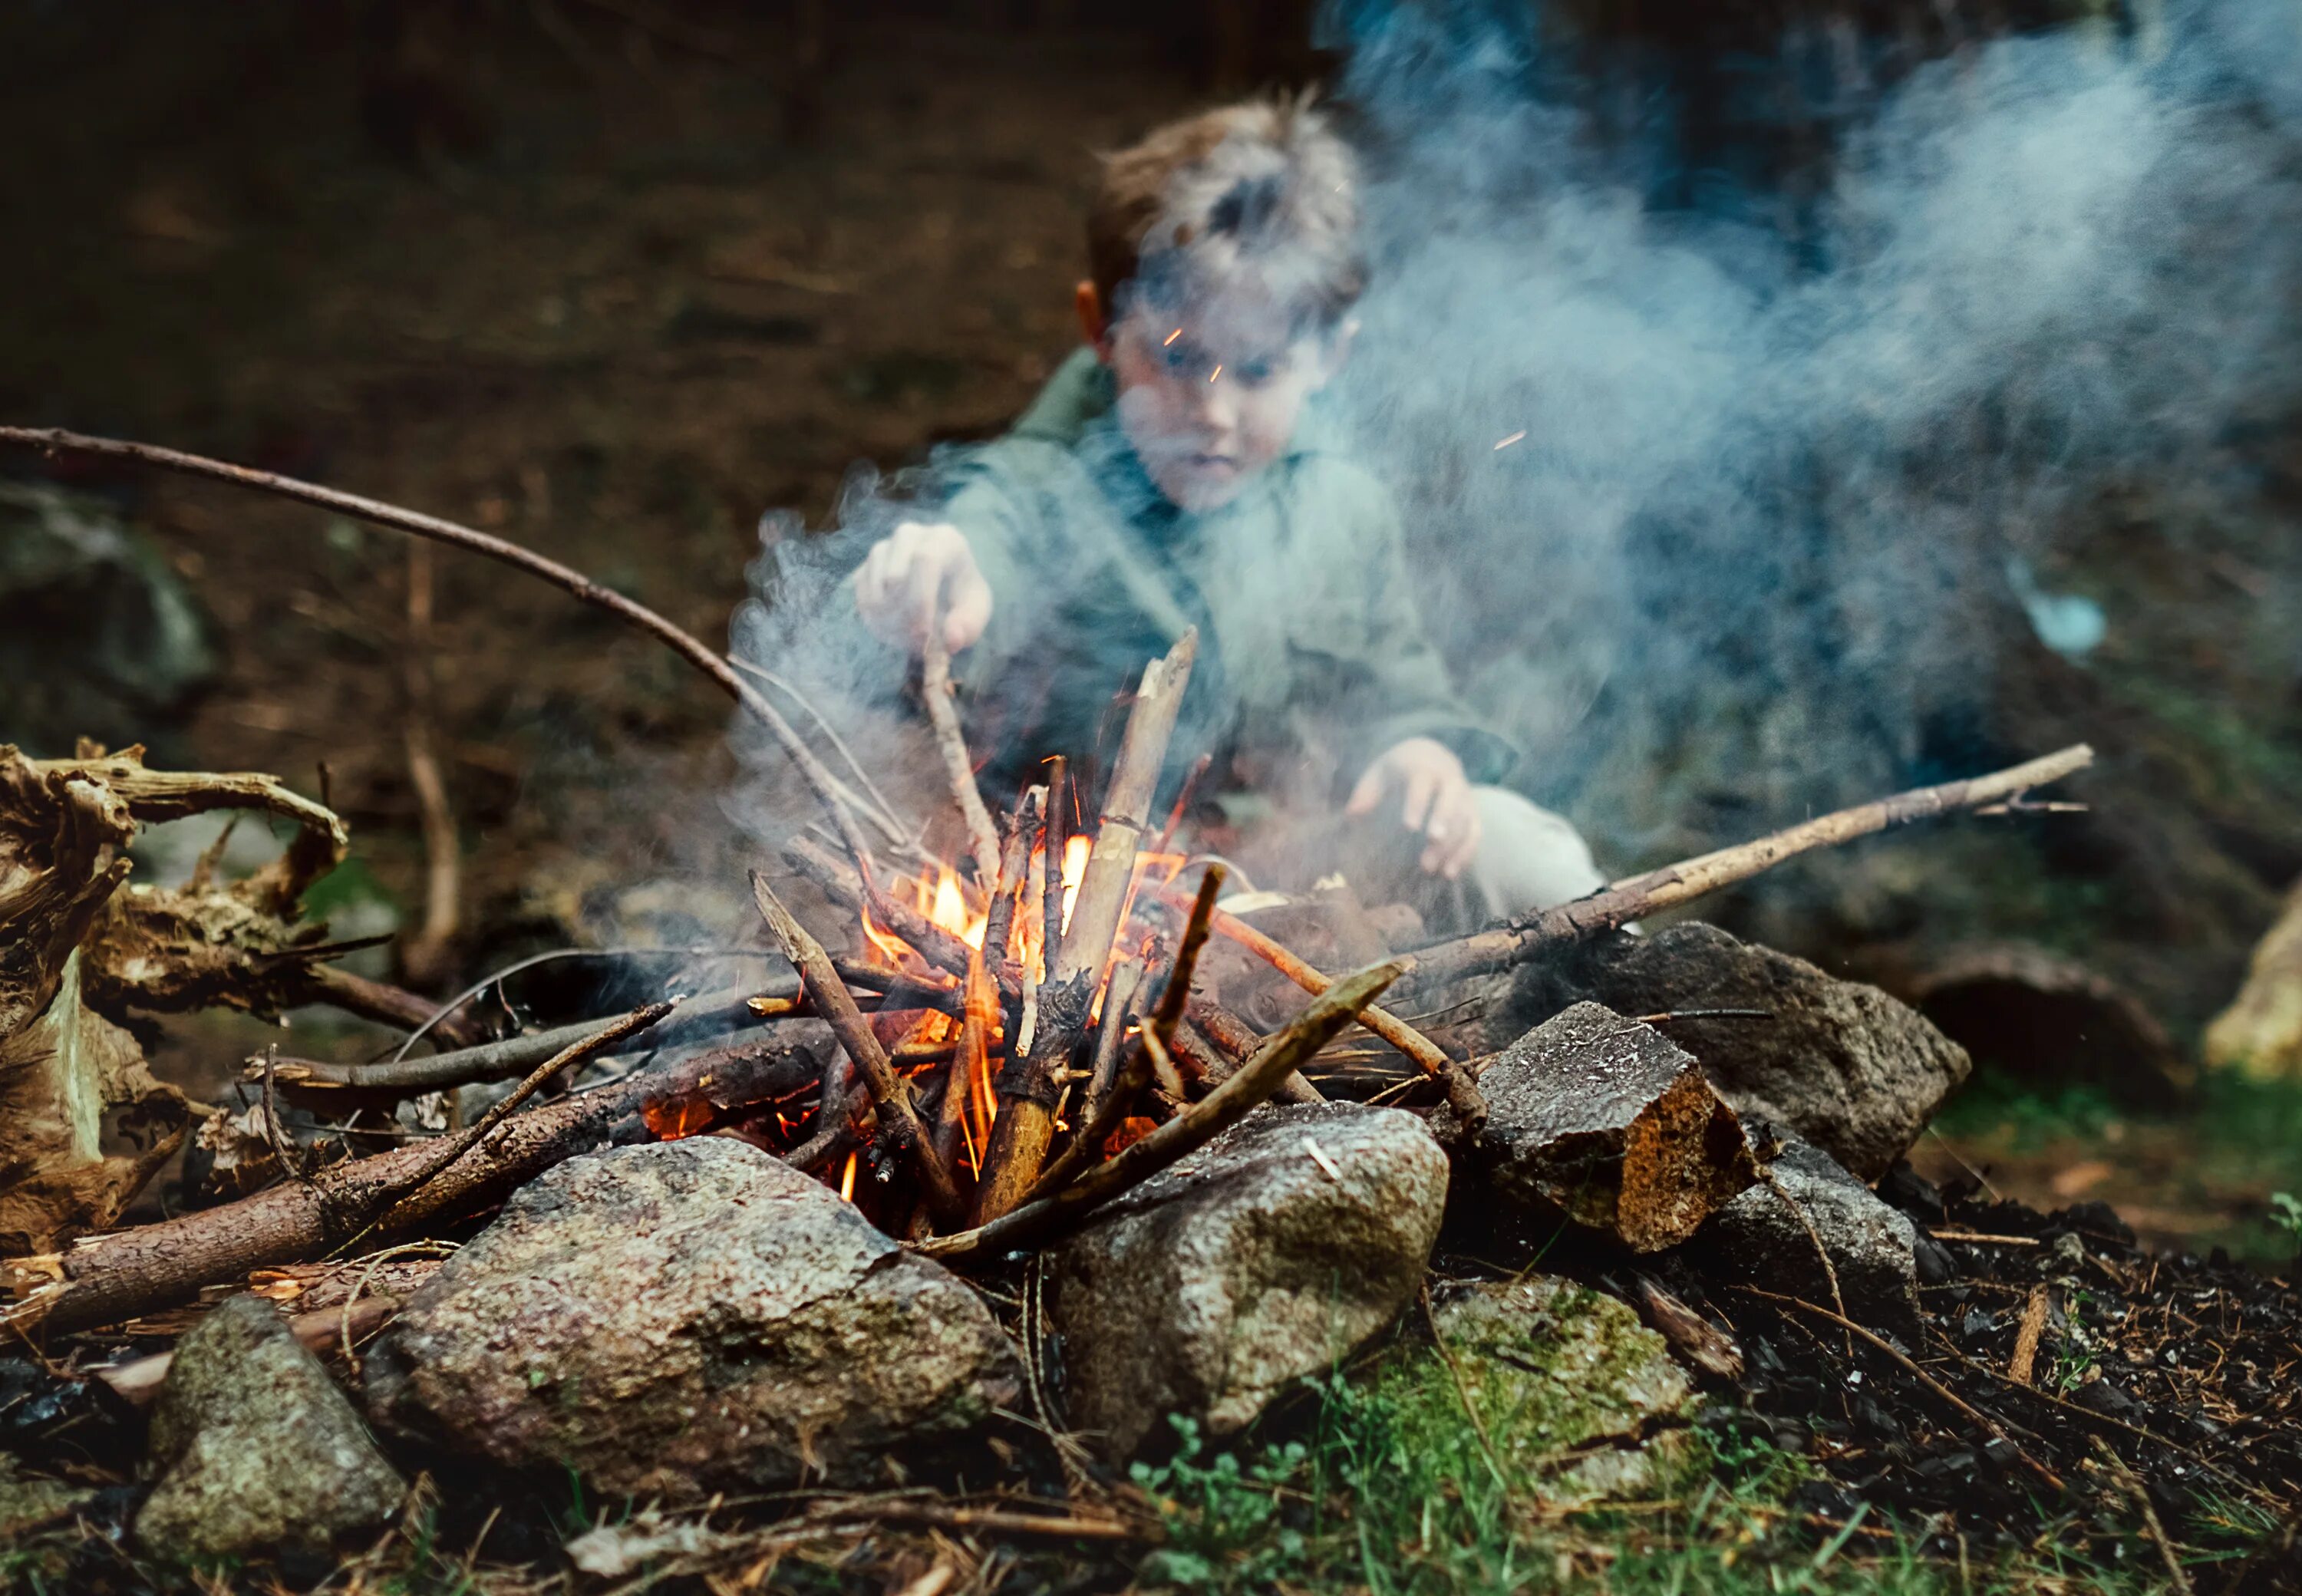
<box><xmin>1192</xmin><ymin>371</ymin><xmax>1240</xmax><ymax>433</ymax></box>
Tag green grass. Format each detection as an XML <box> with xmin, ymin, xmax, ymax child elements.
<box><xmin>1124</xmin><ymin>1334</ymin><xmax>2180</xmax><ymax>1595</ymax></box>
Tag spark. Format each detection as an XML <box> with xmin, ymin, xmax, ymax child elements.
<box><xmin>839</xmin><ymin>1150</ymin><xmax>859</xmax><ymax>1202</ymax></box>
<box><xmin>1492</xmin><ymin>429</ymin><xmax>1528</xmax><ymax>450</ymax></box>
<box><xmin>1164</xmin><ymin>328</ymin><xmax>1182</xmax><ymax>346</ymax></box>
<box><xmin>1209</xmin><ymin>364</ymin><xmax>1222</xmax><ymax>383</ymax></box>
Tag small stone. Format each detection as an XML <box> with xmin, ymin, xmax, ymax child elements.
<box><xmin>1050</xmin><ymin>1103</ymin><xmax>1447</xmax><ymax>1460</ymax></box>
<box><xmin>366</xmin><ymin>1138</ymin><xmax>1020</xmax><ymax>1499</ymax></box>
<box><xmin>1697</xmin><ymin>1137</ymin><xmax>1923</xmax><ymax>1343</ymax></box>
<box><xmin>134</xmin><ymin>1294</ymin><xmax>404</xmax><ymax>1564</ymax></box>
<box><xmin>1473</xmin><ymin>1002</ymin><xmax>1756</xmax><ymax>1251</ymax></box>
<box><xmin>1429</xmin><ymin>1278</ymin><xmax>1694</xmax><ymax>1505</ymax></box>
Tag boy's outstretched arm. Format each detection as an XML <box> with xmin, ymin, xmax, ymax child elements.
<box><xmin>852</xmin><ymin>520</ymin><xmax>994</xmax><ymax>655</ymax></box>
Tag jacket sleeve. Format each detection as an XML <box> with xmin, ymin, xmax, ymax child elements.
<box><xmin>1327</xmin><ymin>467</ymin><xmax>1521</xmax><ymax>787</ymax></box>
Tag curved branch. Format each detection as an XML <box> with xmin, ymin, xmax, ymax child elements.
<box><xmin>0</xmin><ymin>426</ymin><xmax>875</xmax><ymax>867</ymax></box>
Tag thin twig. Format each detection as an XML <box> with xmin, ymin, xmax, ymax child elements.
<box><xmin>0</xmin><ymin>425</ymin><xmax>878</xmax><ymax>866</ymax></box>
<box><xmin>400</xmin><ymin>539</ymin><xmax>460</xmax><ymax>988</ymax></box>
<box><xmin>1731</xmin><ymin>1286</ymin><xmax>2065</xmax><ymax>1493</ymax></box>
<box><xmin>920</xmin><ymin>625</ymin><xmax>1001</xmax><ymax>888</ymax></box>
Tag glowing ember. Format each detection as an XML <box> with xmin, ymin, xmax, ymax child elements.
<box><xmin>641</xmin><ymin>1094</ymin><xmax>713</xmax><ymax>1140</ymax></box>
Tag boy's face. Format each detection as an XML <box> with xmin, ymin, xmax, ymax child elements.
<box><xmin>1102</xmin><ymin>292</ymin><xmax>1339</xmax><ymax>513</ymax></box>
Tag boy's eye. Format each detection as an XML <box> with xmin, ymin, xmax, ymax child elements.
<box><xmin>1163</xmin><ymin>341</ymin><xmax>1199</xmax><ymax>374</ymax></box>
<box><xmin>1232</xmin><ymin>358</ymin><xmax>1275</xmax><ymax>387</ymax></box>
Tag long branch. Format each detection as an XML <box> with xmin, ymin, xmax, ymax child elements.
<box><xmin>920</xmin><ymin>628</ymin><xmax>1001</xmax><ymax>887</ymax></box>
<box><xmin>0</xmin><ymin>425</ymin><xmax>876</xmax><ymax>866</ymax></box>
<box><xmin>1397</xmin><ymin>744</ymin><xmax>2095</xmax><ymax>994</ymax></box>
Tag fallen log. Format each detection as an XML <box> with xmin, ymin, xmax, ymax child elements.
<box><xmin>1395</xmin><ymin>746</ymin><xmax>2094</xmax><ymax>995</ymax></box>
<box><xmin>6</xmin><ymin>1027</ymin><xmax>825</xmax><ymax>1336</ymax></box>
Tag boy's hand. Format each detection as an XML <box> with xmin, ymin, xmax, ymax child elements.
<box><xmin>852</xmin><ymin>521</ymin><xmax>993</xmax><ymax>656</ymax></box>
<box><xmin>1346</xmin><ymin>737</ymin><xmax>1480</xmax><ymax>880</ymax></box>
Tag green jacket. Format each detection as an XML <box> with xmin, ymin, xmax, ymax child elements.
<box><xmin>935</xmin><ymin>348</ymin><xmax>1515</xmax><ymax>806</ymax></box>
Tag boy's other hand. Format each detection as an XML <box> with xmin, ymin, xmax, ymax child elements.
<box><xmin>1346</xmin><ymin>737</ymin><xmax>1480</xmax><ymax>880</ymax></box>
<box><xmin>852</xmin><ymin>521</ymin><xmax>992</xmax><ymax>655</ymax></box>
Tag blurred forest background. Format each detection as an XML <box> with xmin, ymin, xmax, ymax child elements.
<box><xmin>2</xmin><ymin>0</ymin><xmax>2297</xmax><ymax>1263</ymax></box>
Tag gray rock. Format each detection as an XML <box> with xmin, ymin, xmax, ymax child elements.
<box><xmin>1516</xmin><ymin>923</ymin><xmax>1971</xmax><ymax>1180</ymax></box>
<box><xmin>365</xmin><ymin>1138</ymin><xmax>1021</xmax><ymax>1499</ymax></box>
<box><xmin>1429</xmin><ymin>1277</ymin><xmax>1694</xmax><ymax>1505</ymax></box>
<box><xmin>135</xmin><ymin>1294</ymin><xmax>404</xmax><ymax>1563</ymax></box>
<box><xmin>1698</xmin><ymin>1136</ymin><xmax>1921</xmax><ymax>1343</ymax></box>
<box><xmin>1475</xmin><ymin>1002</ymin><xmax>1755</xmax><ymax>1251</ymax></box>
<box><xmin>1049</xmin><ymin>1103</ymin><xmax>1447</xmax><ymax>1461</ymax></box>
<box><xmin>0</xmin><ymin>482</ymin><xmax>216</xmax><ymax>757</ymax></box>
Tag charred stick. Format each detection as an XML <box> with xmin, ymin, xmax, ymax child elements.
<box><xmin>750</xmin><ymin>873</ymin><xmax>963</xmax><ymax>1225</ymax></box>
<box><xmin>1397</xmin><ymin>745</ymin><xmax>2096</xmax><ymax>995</ymax></box>
<box><xmin>1169</xmin><ymin>890</ymin><xmax>1472</xmax><ymax>1127</ymax></box>
<box><xmin>980</xmin><ymin>788</ymin><xmax>1042</xmax><ymax>971</ymax></box>
<box><xmin>12</xmin><ymin>1033</ymin><xmax>825</xmax><ymax>1335</ymax></box>
<box><xmin>1181</xmin><ymin>998</ymin><xmax>1325</xmax><ymax>1106</ymax></box>
<box><xmin>783</xmin><ymin>836</ymin><xmax>1028</xmax><ymax>994</ymax></box>
<box><xmin>259</xmin><ymin>988</ymin><xmax>755</xmax><ymax>1096</ymax></box>
<box><xmin>0</xmin><ymin>426</ymin><xmax>879</xmax><ymax>867</ymax></box>
<box><xmin>330</xmin><ymin>1004</ymin><xmax>673</xmax><ymax>1245</ymax></box>
<box><xmin>1148</xmin><ymin>866</ymin><xmax>1224</xmax><ymax>1047</ymax></box>
<box><xmin>297</xmin><ymin>962</ymin><xmax>488</xmax><ymax>1050</ymax></box>
<box><xmin>1041</xmin><ymin>756</ymin><xmax>1070</xmax><ymax>980</ymax></box>
<box><xmin>1166</xmin><ymin>1018</ymin><xmax>1230</xmax><ymax>1094</ymax></box>
<box><xmin>972</xmin><ymin>631</ymin><xmax>1197</xmax><ymax>1225</ymax></box>
<box><xmin>1021</xmin><ymin>968</ymin><xmax>1153</xmax><ymax>1205</ymax></box>
<box><xmin>920</xmin><ymin>626</ymin><xmax>1001</xmax><ymax>887</ymax></box>
<box><xmin>918</xmin><ymin>960</ymin><xmax>1400</xmax><ymax>1262</ymax></box>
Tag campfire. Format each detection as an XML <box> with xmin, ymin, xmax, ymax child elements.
<box><xmin>4</xmin><ymin>426</ymin><xmax>2288</xmax><ymax>1590</ymax></box>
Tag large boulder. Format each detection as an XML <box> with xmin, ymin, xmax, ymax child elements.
<box><xmin>1695</xmin><ymin>1136</ymin><xmax>1922</xmax><ymax>1344</ymax></box>
<box><xmin>1515</xmin><ymin>923</ymin><xmax>1971</xmax><ymax>1180</ymax></box>
<box><xmin>1050</xmin><ymin>1103</ymin><xmax>1447</xmax><ymax>1460</ymax></box>
<box><xmin>365</xmin><ymin>1138</ymin><xmax>1020</xmax><ymax>1499</ymax></box>
<box><xmin>1471</xmin><ymin>1001</ymin><xmax>1755</xmax><ymax>1251</ymax></box>
<box><xmin>135</xmin><ymin>1294</ymin><xmax>404</xmax><ymax>1563</ymax></box>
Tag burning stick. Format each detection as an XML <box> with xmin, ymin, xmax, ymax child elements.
<box><xmin>971</xmin><ymin>631</ymin><xmax>1198</xmax><ymax>1224</ymax></box>
<box><xmin>1014</xmin><ymin>866</ymin><xmax>1225</xmax><ymax>1207</ymax></box>
<box><xmin>750</xmin><ymin>873</ymin><xmax>964</xmax><ymax>1226</ymax></box>
<box><xmin>920</xmin><ymin>626</ymin><xmax>1001</xmax><ymax>887</ymax></box>
<box><xmin>917</xmin><ymin>959</ymin><xmax>1401</xmax><ymax>1262</ymax></box>
<box><xmin>783</xmin><ymin>835</ymin><xmax>1028</xmax><ymax>995</ymax></box>
<box><xmin>0</xmin><ymin>426</ymin><xmax>881</xmax><ymax>868</ymax></box>
<box><xmin>1165</xmin><ymin>890</ymin><xmax>1481</xmax><ymax>1130</ymax></box>
<box><xmin>1180</xmin><ymin>999</ymin><xmax>1324</xmax><ymax>1105</ymax></box>
<box><xmin>1396</xmin><ymin>745</ymin><xmax>2096</xmax><ymax>994</ymax></box>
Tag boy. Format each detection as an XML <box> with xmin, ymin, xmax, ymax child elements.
<box><xmin>843</xmin><ymin>95</ymin><xmax>1603</xmax><ymax>925</ymax></box>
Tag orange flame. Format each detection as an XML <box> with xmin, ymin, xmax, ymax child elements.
<box><xmin>839</xmin><ymin>1149</ymin><xmax>859</xmax><ymax>1202</ymax></box>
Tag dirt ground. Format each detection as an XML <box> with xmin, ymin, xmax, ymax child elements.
<box><xmin>2</xmin><ymin>3</ymin><xmax>2297</xmax><ymax>1267</ymax></box>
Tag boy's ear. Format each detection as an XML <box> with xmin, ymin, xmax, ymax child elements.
<box><xmin>1075</xmin><ymin>279</ymin><xmax>1112</xmax><ymax>358</ymax></box>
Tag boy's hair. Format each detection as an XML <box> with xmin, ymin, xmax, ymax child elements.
<box><xmin>1089</xmin><ymin>93</ymin><xmax>1365</xmax><ymax>336</ymax></box>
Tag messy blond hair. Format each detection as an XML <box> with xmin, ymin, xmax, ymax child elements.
<box><xmin>1088</xmin><ymin>93</ymin><xmax>1365</xmax><ymax>335</ymax></box>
